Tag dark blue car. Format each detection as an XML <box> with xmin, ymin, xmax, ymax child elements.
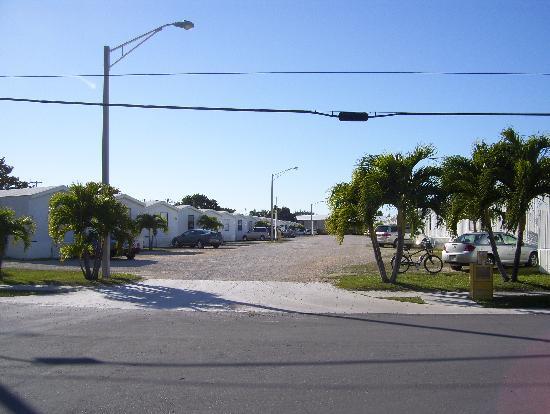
<box><xmin>171</xmin><ymin>229</ymin><xmax>223</xmax><ymax>249</ymax></box>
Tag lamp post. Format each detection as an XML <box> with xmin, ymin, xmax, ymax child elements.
<box><xmin>310</xmin><ymin>200</ymin><xmax>325</xmax><ymax>236</ymax></box>
<box><xmin>101</xmin><ymin>20</ymin><xmax>194</xmax><ymax>278</ymax></box>
<box><xmin>270</xmin><ymin>166</ymin><xmax>298</xmax><ymax>241</ymax></box>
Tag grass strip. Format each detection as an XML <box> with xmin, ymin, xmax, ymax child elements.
<box><xmin>476</xmin><ymin>295</ymin><xmax>550</xmax><ymax>309</ymax></box>
<box><xmin>0</xmin><ymin>289</ymin><xmax>62</xmax><ymax>297</ymax></box>
<box><xmin>336</xmin><ymin>264</ymin><xmax>550</xmax><ymax>293</ymax></box>
<box><xmin>0</xmin><ymin>268</ymin><xmax>141</xmax><ymax>286</ymax></box>
<box><xmin>378</xmin><ymin>296</ymin><xmax>426</xmax><ymax>304</ymax></box>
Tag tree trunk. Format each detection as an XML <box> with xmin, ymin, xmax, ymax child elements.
<box><xmin>0</xmin><ymin>237</ymin><xmax>6</xmax><ymax>277</ymax></box>
<box><xmin>367</xmin><ymin>222</ymin><xmax>389</xmax><ymax>283</ymax></box>
<box><xmin>511</xmin><ymin>215</ymin><xmax>526</xmax><ymax>282</ymax></box>
<box><xmin>483</xmin><ymin>212</ymin><xmax>509</xmax><ymax>282</ymax></box>
<box><xmin>81</xmin><ymin>251</ymin><xmax>93</xmax><ymax>280</ymax></box>
<box><xmin>390</xmin><ymin>208</ymin><xmax>405</xmax><ymax>283</ymax></box>
<box><xmin>148</xmin><ymin>229</ymin><xmax>153</xmax><ymax>251</ymax></box>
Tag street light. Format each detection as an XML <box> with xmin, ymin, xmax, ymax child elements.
<box><xmin>310</xmin><ymin>200</ymin><xmax>325</xmax><ymax>236</ymax></box>
<box><xmin>101</xmin><ymin>20</ymin><xmax>194</xmax><ymax>278</ymax></box>
<box><xmin>270</xmin><ymin>166</ymin><xmax>298</xmax><ymax>240</ymax></box>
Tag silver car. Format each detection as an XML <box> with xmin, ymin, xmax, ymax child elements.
<box><xmin>375</xmin><ymin>224</ymin><xmax>412</xmax><ymax>248</ymax></box>
<box><xmin>442</xmin><ymin>232</ymin><xmax>538</xmax><ymax>271</ymax></box>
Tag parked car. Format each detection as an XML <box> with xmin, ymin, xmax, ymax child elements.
<box><xmin>110</xmin><ymin>239</ymin><xmax>141</xmax><ymax>260</ymax></box>
<box><xmin>294</xmin><ymin>229</ymin><xmax>307</xmax><ymax>236</ymax></box>
<box><xmin>375</xmin><ymin>224</ymin><xmax>412</xmax><ymax>247</ymax></box>
<box><xmin>442</xmin><ymin>232</ymin><xmax>538</xmax><ymax>271</ymax></box>
<box><xmin>171</xmin><ymin>229</ymin><xmax>223</xmax><ymax>248</ymax></box>
<box><xmin>243</xmin><ymin>227</ymin><xmax>271</xmax><ymax>241</ymax></box>
<box><xmin>280</xmin><ymin>228</ymin><xmax>296</xmax><ymax>238</ymax></box>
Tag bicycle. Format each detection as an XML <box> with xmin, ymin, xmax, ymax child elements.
<box><xmin>390</xmin><ymin>238</ymin><xmax>443</xmax><ymax>274</ymax></box>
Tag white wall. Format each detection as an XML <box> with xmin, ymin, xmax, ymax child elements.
<box><xmin>144</xmin><ymin>202</ymin><xmax>179</xmax><ymax>247</ymax></box>
<box><xmin>176</xmin><ymin>206</ymin><xmax>203</xmax><ymax>233</ymax></box>
<box><xmin>1</xmin><ymin>188</ymin><xmax>68</xmax><ymax>259</ymax></box>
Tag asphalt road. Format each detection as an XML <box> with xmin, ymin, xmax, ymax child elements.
<box><xmin>1</xmin><ymin>304</ymin><xmax>549</xmax><ymax>413</ymax></box>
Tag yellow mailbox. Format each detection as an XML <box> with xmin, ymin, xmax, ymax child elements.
<box><xmin>470</xmin><ymin>251</ymin><xmax>493</xmax><ymax>300</ymax></box>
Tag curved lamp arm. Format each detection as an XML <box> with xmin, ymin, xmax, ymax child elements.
<box><xmin>109</xmin><ymin>20</ymin><xmax>194</xmax><ymax>68</ymax></box>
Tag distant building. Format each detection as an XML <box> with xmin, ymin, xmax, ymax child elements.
<box><xmin>296</xmin><ymin>214</ymin><xmax>329</xmax><ymax>234</ymax></box>
<box><xmin>0</xmin><ymin>186</ymin><xmax>68</xmax><ymax>259</ymax></box>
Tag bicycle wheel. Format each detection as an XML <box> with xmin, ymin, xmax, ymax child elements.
<box><xmin>423</xmin><ymin>254</ymin><xmax>443</xmax><ymax>274</ymax></box>
<box><xmin>391</xmin><ymin>255</ymin><xmax>410</xmax><ymax>273</ymax></box>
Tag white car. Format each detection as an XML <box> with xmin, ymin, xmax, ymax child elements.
<box><xmin>375</xmin><ymin>224</ymin><xmax>412</xmax><ymax>248</ymax></box>
<box><xmin>442</xmin><ymin>232</ymin><xmax>538</xmax><ymax>271</ymax></box>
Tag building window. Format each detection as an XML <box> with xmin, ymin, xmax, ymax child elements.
<box><xmin>224</xmin><ymin>220</ymin><xmax>229</xmax><ymax>231</ymax></box>
<box><xmin>188</xmin><ymin>214</ymin><xmax>194</xmax><ymax>230</ymax></box>
<box><xmin>160</xmin><ymin>212</ymin><xmax>168</xmax><ymax>229</ymax></box>
<box><xmin>238</xmin><ymin>220</ymin><xmax>242</xmax><ymax>231</ymax></box>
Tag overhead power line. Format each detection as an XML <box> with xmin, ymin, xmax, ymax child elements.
<box><xmin>0</xmin><ymin>97</ymin><xmax>337</xmax><ymax>118</ymax></box>
<box><xmin>2</xmin><ymin>97</ymin><xmax>550</xmax><ymax>120</ymax></box>
<box><xmin>1</xmin><ymin>70</ymin><xmax>550</xmax><ymax>79</ymax></box>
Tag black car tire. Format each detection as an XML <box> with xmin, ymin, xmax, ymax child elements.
<box><xmin>126</xmin><ymin>254</ymin><xmax>135</xmax><ymax>260</ymax></box>
<box><xmin>527</xmin><ymin>252</ymin><xmax>538</xmax><ymax>267</ymax></box>
<box><xmin>393</xmin><ymin>240</ymin><xmax>398</xmax><ymax>248</ymax></box>
<box><xmin>213</xmin><ymin>244</ymin><xmax>220</xmax><ymax>249</ymax></box>
<box><xmin>260</xmin><ymin>235</ymin><xmax>265</xmax><ymax>241</ymax></box>
<box><xmin>450</xmin><ymin>265</ymin><xmax>462</xmax><ymax>271</ymax></box>
<box><xmin>196</xmin><ymin>240</ymin><xmax>204</xmax><ymax>249</ymax></box>
<box><xmin>243</xmin><ymin>235</ymin><xmax>248</xmax><ymax>241</ymax></box>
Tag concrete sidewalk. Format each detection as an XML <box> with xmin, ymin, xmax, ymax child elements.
<box><xmin>2</xmin><ymin>279</ymin><xmax>549</xmax><ymax>314</ymax></box>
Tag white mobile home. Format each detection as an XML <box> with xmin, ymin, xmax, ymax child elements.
<box><xmin>143</xmin><ymin>201</ymin><xmax>179</xmax><ymax>247</ymax></box>
<box><xmin>115</xmin><ymin>193</ymin><xmax>146</xmax><ymax>219</ymax></box>
<box><xmin>176</xmin><ymin>205</ymin><xmax>204</xmax><ymax>233</ymax></box>
<box><xmin>200</xmin><ymin>209</ymin><xmax>237</xmax><ymax>241</ymax></box>
<box><xmin>0</xmin><ymin>186</ymin><xmax>68</xmax><ymax>259</ymax></box>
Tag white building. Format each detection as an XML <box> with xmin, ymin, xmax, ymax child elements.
<box><xmin>201</xmin><ymin>209</ymin><xmax>236</xmax><ymax>241</ymax></box>
<box><xmin>143</xmin><ymin>201</ymin><xmax>180</xmax><ymax>247</ymax></box>
<box><xmin>175</xmin><ymin>205</ymin><xmax>203</xmax><ymax>233</ymax></box>
<box><xmin>0</xmin><ymin>186</ymin><xmax>68</xmax><ymax>259</ymax></box>
<box><xmin>115</xmin><ymin>193</ymin><xmax>146</xmax><ymax>219</ymax></box>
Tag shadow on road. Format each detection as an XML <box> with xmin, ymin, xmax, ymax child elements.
<box><xmin>0</xmin><ymin>382</ymin><xmax>39</xmax><ymax>414</ymax></box>
<box><xmin>91</xmin><ymin>284</ymin><xmax>550</xmax><ymax>344</ymax></box>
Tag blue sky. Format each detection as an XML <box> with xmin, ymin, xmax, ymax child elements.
<box><xmin>1</xmin><ymin>0</ymin><xmax>550</xmax><ymax>215</ymax></box>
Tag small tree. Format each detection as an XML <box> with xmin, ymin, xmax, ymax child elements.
<box><xmin>441</xmin><ymin>144</ymin><xmax>509</xmax><ymax>281</ymax></box>
<box><xmin>493</xmin><ymin>128</ymin><xmax>550</xmax><ymax>281</ymax></box>
<box><xmin>0</xmin><ymin>157</ymin><xmax>29</xmax><ymax>190</ymax></box>
<box><xmin>0</xmin><ymin>207</ymin><xmax>35</xmax><ymax>276</ymax></box>
<box><xmin>198</xmin><ymin>215</ymin><xmax>223</xmax><ymax>231</ymax></box>
<box><xmin>255</xmin><ymin>220</ymin><xmax>270</xmax><ymax>227</ymax></box>
<box><xmin>49</xmin><ymin>182</ymin><xmax>129</xmax><ymax>280</ymax></box>
<box><xmin>370</xmin><ymin>145</ymin><xmax>441</xmax><ymax>283</ymax></box>
<box><xmin>135</xmin><ymin>213</ymin><xmax>168</xmax><ymax>250</ymax></box>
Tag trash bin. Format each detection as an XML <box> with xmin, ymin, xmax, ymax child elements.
<box><xmin>470</xmin><ymin>251</ymin><xmax>493</xmax><ymax>300</ymax></box>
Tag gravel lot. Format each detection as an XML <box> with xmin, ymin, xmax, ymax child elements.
<box><xmin>4</xmin><ymin>235</ymin><xmax>390</xmax><ymax>282</ymax></box>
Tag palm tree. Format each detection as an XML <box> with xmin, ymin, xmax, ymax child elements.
<box><xmin>135</xmin><ymin>214</ymin><xmax>168</xmax><ymax>250</ymax></box>
<box><xmin>371</xmin><ymin>145</ymin><xmax>441</xmax><ymax>283</ymax></box>
<box><xmin>0</xmin><ymin>207</ymin><xmax>35</xmax><ymax>276</ymax></box>
<box><xmin>327</xmin><ymin>174</ymin><xmax>389</xmax><ymax>283</ymax></box>
<box><xmin>49</xmin><ymin>182</ymin><xmax>128</xmax><ymax>280</ymax></box>
<box><xmin>492</xmin><ymin>128</ymin><xmax>550</xmax><ymax>281</ymax></box>
<box><xmin>198</xmin><ymin>215</ymin><xmax>223</xmax><ymax>231</ymax></box>
<box><xmin>440</xmin><ymin>144</ymin><xmax>509</xmax><ymax>281</ymax></box>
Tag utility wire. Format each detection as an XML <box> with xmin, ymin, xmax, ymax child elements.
<box><xmin>2</xmin><ymin>97</ymin><xmax>550</xmax><ymax>119</ymax></box>
<box><xmin>1</xmin><ymin>70</ymin><xmax>550</xmax><ymax>79</ymax></box>
<box><xmin>0</xmin><ymin>97</ymin><xmax>337</xmax><ymax>118</ymax></box>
